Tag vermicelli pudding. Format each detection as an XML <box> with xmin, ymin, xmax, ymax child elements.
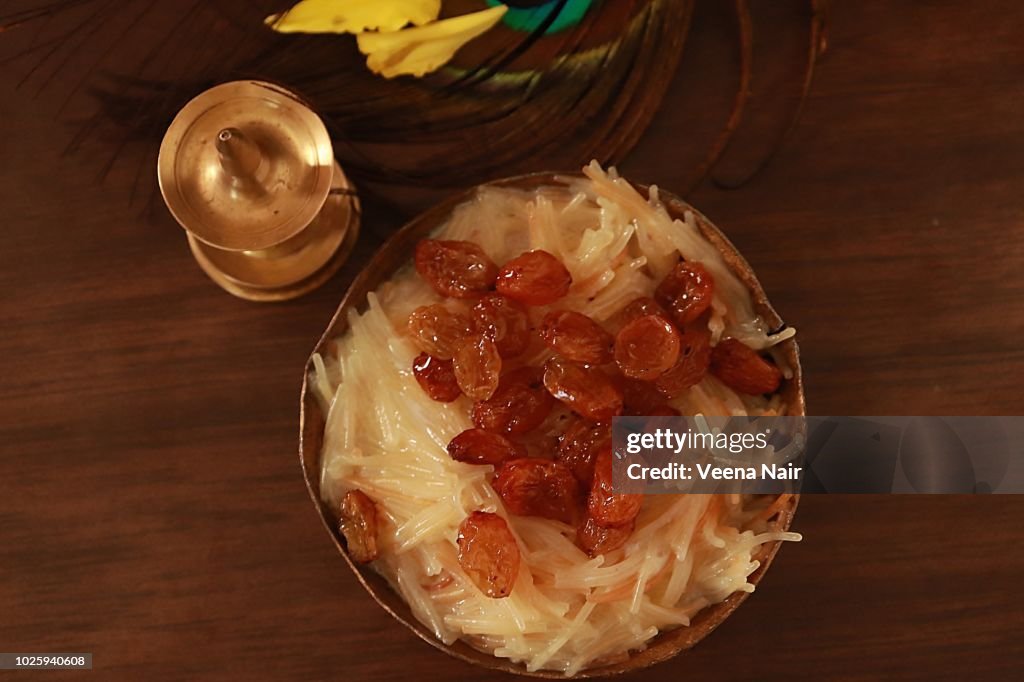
<box><xmin>309</xmin><ymin>163</ymin><xmax>801</xmax><ymax>675</ymax></box>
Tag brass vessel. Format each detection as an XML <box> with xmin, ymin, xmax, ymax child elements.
<box><xmin>158</xmin><ymin>80</ymin><xmax>359</xmax><ymax>301</ymax></box>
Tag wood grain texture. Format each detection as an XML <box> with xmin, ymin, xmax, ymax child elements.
<box><xmin>1</xmin><ymin>1</ymin><xmax>1023</xmax><ymax>681</ymax></box>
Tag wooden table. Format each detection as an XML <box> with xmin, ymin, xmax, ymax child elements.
<box><xmin>2</xmin><ymin>1</ymin><xmax>1023</xmax><ymax>679</ymax></box>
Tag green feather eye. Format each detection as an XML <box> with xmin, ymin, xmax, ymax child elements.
<box><xmin>486</xmin><ymin>0</ymin><xmax>595</xmax><ymax>35</ymax></box>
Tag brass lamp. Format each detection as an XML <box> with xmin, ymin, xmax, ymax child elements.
<box><xmin>158</xmin><ymin>80</ymin><xmax>359</xmax><ymax>301</ymax></box>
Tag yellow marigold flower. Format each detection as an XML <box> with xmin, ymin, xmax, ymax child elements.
<box><xmin>267</xmin><ymin>0</ymin><xmax>441</xmax><ymax>35</ymax></box>
<box><xmin>356</xmin><ymin>5</ymin><xmax>507</xmax><ymax>79</ymax></box>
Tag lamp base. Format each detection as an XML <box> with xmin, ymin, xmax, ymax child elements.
<box><xmin>186</xmin><ymin>161</ymin><xmax>360</xmax><ymax>302</ymax></box>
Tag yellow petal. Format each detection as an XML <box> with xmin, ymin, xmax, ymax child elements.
<box><xmin>356</xmin><ymin>5</ymin><xmax>508</xmax><ymax>79</ymax></box>
<box><xmin>267</xmin><ymin>0</ymin><xmax>441</xmax><ymax>35</ymax></box>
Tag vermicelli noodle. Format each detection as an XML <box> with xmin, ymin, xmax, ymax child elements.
<box><xmin>311</xmin><ymin>164</ymin><xmax>800</xmax><ymax>674</ymax></box>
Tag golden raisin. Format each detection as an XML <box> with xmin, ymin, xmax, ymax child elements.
<box><xmin>577</xmin><ymin>515</ymin><xmax>635</xmax><ymax>556</ymax></box>
<box><xmin>614</xmin><ymin>314</ymin><xmax>682</xmax><ymax>380</ymax></box>
<box><xmin>407</xmin><ymin>304</ymin><xmax>472</xmax><ymax>360</ymax></box>
<box><xmin>492</xmin><ymin>458</ymin><xmax>582</xmax><ymax>524</ymax></box>
<box><xmin>541</xmin><ymin>310</ymin><xmax>614</xmax><ymax>365</ymax></box>
<box><xmin>452</xmin><ymin>331</ymin><xmax>502</xmax><ymax>401</ymax></box>
<box><xmin>609</xmin><ymin>296</ymin><xmax>670</xmax><ymax>332</ymax></box>
<box><xmin>412</xmin><ymin>353</ymin><xmax>461</xmax><ymax>402</ymax></box>
<box><xmin>709</xmin><ymin>338</ymin><xmax>782</xmax><ymax>395</ymax></box>
<box><xmin>471</xmin><ymin>367</ymin><xmax>553</xmax><ymax>434</ymax></box>
<box><xmin>415</xmin><ymin>239</ymin><xmax>498</xmax><ymax>298</ymax></box>
<box><xmin>472</xmin><ymin>294</ymin><xmax>531</xmax><ymax>358</ymax></box>
<box><xmin>457</xmin><ymin>511</ymin><xmax>520</xmax><ymax>598</ymax></box>
<box><xmin>654</xmin><ymin>325</ymin><xmax>712</xmax><ymax>398</ymax></box>
<box><xmin>654</xmin><ymin>261</ymin><xmax>715</xmax><ymax>326</ymax></box>
<box><xmin>448</xmin><ymin>428</ymin><xmax>526</xmax><ymax>465</ymax></box>
<box><xmin>339</xmin><ymin>490</ymin><xmax>379</xmax><ymax>564</ymax></box>
<box><xmin>495</xmin><ymin>250</ymin><xmax>572</xmax><ymax>306</ymax></box>
<box><xmin>588</xmin><ymin>446</ymin><xmax>643</xmax><ymax>528</ymax></box>
<box><xmin>542</xmin><ymin>357</ymin><xmax>623</xmax><ymax>422</ymax></box>
<box><xmin>556</xmin><ymin>419</ymin><xmax>611</xmax><ymax>486</ymax></box>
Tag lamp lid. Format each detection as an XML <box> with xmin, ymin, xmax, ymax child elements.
<box><xmin>158</xmin><ymin>80</ymin><xmax>335</xmax><ymax>252</ymax></box>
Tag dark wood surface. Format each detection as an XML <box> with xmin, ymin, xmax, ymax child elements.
<box><xmin>2</xmin><ymin>1</ymin><xmax>1023</xmax><ymax>680</ymax></box>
